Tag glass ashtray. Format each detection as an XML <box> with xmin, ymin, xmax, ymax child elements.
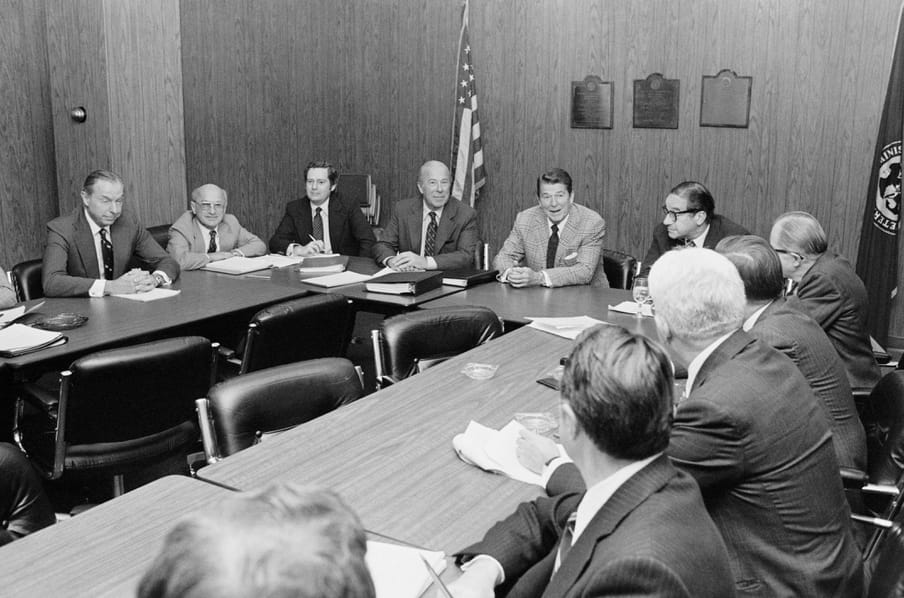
<box><xmin>514</xmin><ymin>411</ymin><xmax>559</xmax><ymax>437</ymax></box>
<box><xmin>31</xmin><ymin>313</ymin><xmax>89</xmax><ymax>331</ymax></box>
<box><xmin>461</xmin><ymin>362</ymin><xmax>499</xmax><ymax>380</ymax></box>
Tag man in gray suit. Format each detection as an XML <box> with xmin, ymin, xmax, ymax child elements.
<box><xmin>372</xmin><ymin>160</ymin><xmax>478</xmax><ymax>271</ymax></box>
<box><xmin>43</xmin><ymin>170</ymin><xmax>179</xmax><ymax>297</ymax></box>
<box><xmin>451</xmin><ymin>325</ymin><xmax>733</xmax><ymax>598</ymax></box>
<box><xmin>167</xmin><ymin>183</ymin><xmax>266</xmax><ymax>270</ymax></box>
<box><xmin>494</xmin><ymin>168</ymin><xmax>607</xmax><ymax>287</ymax></box>
<box><xmin>716</xmin><ymin>234</ymin><xmax>867</xmax><ymax>471</ymax></box>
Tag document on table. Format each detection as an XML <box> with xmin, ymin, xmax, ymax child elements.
<box><xmin>112</xmin><ymin>288</ymin><xmax>181</xmax><ymax>302</ymax></box>
<box><xmin>608</xmin><ymin>301</ymin><xmax>653</xmax><ymax>317</ymax></box>
<box><xmin>201</xmin><ymin>256</ymin><xmax>274</xmax><ymax>274</ymax></box>
<box><xmin>265</xmin><ymin>253</ymin><xmax>305</xmax><ymax>268</ymax></box>
<box><xmin>0</xmin><ymin>324</ymin><xmax>66</xmax><ymax>357</ymax></box>
<box><xmin>303</xmin><ymin>266</ymin><xmax>394</xmax><ymax>288</ymax></box>
<box><xmin>453</xmin><ymin>420</ymin><xmax>567</xmax><ymax>486</ymax></box>
<box><xmin>0</xmin><ymin>306</ymin><xmax>25</xmax><ymax>326</ymax></box>
<box><xmin>365</xmin><ymin>540</ymin><xmax>446</xmax><ymax>598</ymax></box>
<box><xmin>525</xmin><ymin>316</ymin><xmax>608</xmax><ymax>340</ymax></box>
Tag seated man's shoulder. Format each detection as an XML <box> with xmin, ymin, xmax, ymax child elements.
<box><xmin>713</xmin><ymin>213</ymin><xmax>749</xmax><ymax>235</ymax></box>
<box><xmin>170</xmin><ymin>210</ymin><xmax>195</xmax><ymax>228</ymax></box>
<box><xmin>573</xmin><ymin>203</ymin><xmax>605</xmax><ymax>223</ymax></box>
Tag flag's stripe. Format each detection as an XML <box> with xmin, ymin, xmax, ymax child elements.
<box><xmin>453</xmin><ymin>109</ymin><xmax>473</xmax><ymax>200</ymax></box>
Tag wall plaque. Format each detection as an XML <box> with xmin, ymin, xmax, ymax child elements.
<box><xmin>571</xmin><ymin>75</ymin><xmax>613</xmax><ymax>129</ymax></box>
<box><xmin>633</xmin><ymin>73</ymin><xmax>679</xmax><ymax>129</ymax></box>
<box><xmin>700</xmin><ymin>69</ymin><xmax>752</xmax><ymax>128</ymax></box>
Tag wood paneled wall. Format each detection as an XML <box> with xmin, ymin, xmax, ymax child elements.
<box><xmin>0</xmin><ymin>1</ymin><xmax>58</xmax><ymax>268</ymax></box>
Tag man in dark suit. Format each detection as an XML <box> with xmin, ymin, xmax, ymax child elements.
<box><xmin>716</xmin><ymin>234</ymin><xmax>867</xmax><ymax>471</ymax></box>
<box><xmin>770</xmin><ymin>210</ymin><xmax>881</xmax><ymax>390</ymax></box>
<box><xmin>638</xmin><ymin>180</ymin><xmax>748</xmax><ymax>277</ymax></box>
<box><xmin>269</xmin><ymin>160</ymin><xmax>376</xmax><ymax>257</ymax></box>
<box><xmin>42</xmin><ymin>170</ymin><xmax>180</xmax><ymax>297</ymax></box>
<box><xmin>372</xmin><ymin>160</ymin><xmax>478</xmax><ymax>271</ymax></box>
<box><xmin>450</xmin><ymin>325</ymin><xmax>734</xmax><ymax>598</ymax></box>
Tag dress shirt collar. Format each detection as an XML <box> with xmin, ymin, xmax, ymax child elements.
<box><xmin>687</xmin><ymin>223</ymin><xmax>710</xmax><ymax>247</ymax></box>
<box><xmin>310</xmin><ymin>198</ymin><xmax>330</xmax><ymax>216</ymax></box>
<box><xmin>684</xmin><ymin>331</ymin><xmax>734</xmax><ymax>399</ymax></box>
<box><xmin>422</xmin><ymin>203</ymin><xmax>443</xmax><ymax>222</ymax></box>
<box><xmin>84</xmin><ymin>209</ymin><xmax>108</xmax><ymax>238</ymax></box>
<box><xmin>742</xmin><ymin>300</ymin><xmax>774</xmax><ymax>331</ymax></box>
<box><xmin>572</xmin><ymin>453</ymin><xmax>661</xmax><ymax>543</ymax></box>
<box><xmin>196</xmin><ymin>219</ymin><xmax>219</xmax><ymax>251</ymax></box>
<box><xmin>547</xmin><ymin>215</ymin><xmax>569</xmax><ymax>235</ymax></box>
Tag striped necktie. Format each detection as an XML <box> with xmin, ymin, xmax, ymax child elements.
<box><xmin>313</xmin><ymin>207</ymin><xmax>324</xmax><ymax>241</ymax></box>
<box><xmin>207</xmin><ymin>229</ymin><xmax>217</xmax><ymax>253</ymax></box>
<box><xmin>424</xmin><ymin>211</ymin><xmax>438</xmax><ymax>257</ymax></box>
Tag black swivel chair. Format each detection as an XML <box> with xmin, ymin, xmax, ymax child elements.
<box><xmin>146</xmin><ymin>224</ymin><xmax>171</xmax><ymax>249</ymax></box>
<box><xmin>14</xmin><ymin>336</ymin><xmax>216</xmax><ymax>496</ymax></box>
<box><xmin>219</xmin><ymin>294</ymin><xmax>354</xmax><ymax>377</ymax></box>
<box><xmin>601</xmin><ymin>249</ymin><xmax>638</xmax><ymax>290</ymax></box>
<box><xmin>11</xmin><ymin>259</ymin><xmax>43</xmax><ymax>302</ymax></box>
<box><xmin>371</xmin><ymin>306</ymin><xmax>503</xmax><ymax>389</ymax></box>
<box><xmin>196</xmin><ymin>358</ymin><xmax>364</xmax><ymax>461</ymax></box>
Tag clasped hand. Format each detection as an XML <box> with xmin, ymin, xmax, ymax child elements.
<box><xmin>290</xmin><ymin>240</ymin><xmax>325</xmax><ymax>256</ymax></box>
<box><xmin>388</xmin><ymin>251</ymin><xmax>428</xmax><ymax>271</ymax></box>
<box><xmin>507</xmin><ymin>267</ymin><xmax>542</xmax><ymax>288</ymax></box>
<box><xmin>106</xmin><ymin>269</ymin><xmax>157</xmax><ymax>295</ymax></box>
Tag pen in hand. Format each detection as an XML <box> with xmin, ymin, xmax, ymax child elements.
<box><xmin>308</xmin><ymin>235</ymin><xmax>324</xmax><ymax>254</ymax></box>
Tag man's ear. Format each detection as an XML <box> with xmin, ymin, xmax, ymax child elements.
<box><xmin>654</xmin><ymin>315</ymin><xmax>673</xmax><ymax>344</ymax></box>
<box><xmin>80</xmin><ymin>190</ymin><xmax>89</xmax><ymax>207</ymax></box>
<box><xmin>559</xmin><ymin>401</ymin><xmax>579</xmax><ymax>441</ymax></box>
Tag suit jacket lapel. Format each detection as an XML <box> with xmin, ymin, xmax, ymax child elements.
<box><xmin>73</xmin><ymin>209</ymin><xmax>101</xmax><ymax>279</ymax></box>
<box><xmin>328</xmin><ymin>196</ymin><xmax>345</xmax><ymax>247</ymax></box>
<box><xmin>408</xmin><ymin>200</ymin><xmax>423</xmax><ymax>250</ymax></box>
<box><xmin>556</xmin><ymin>209</ymin><xmax>582</xmax><ymax>260</ymax></box>
<box><xmin>110</xmin><ymin>217</ymin><xmax>133</xmax><ymax>278</ymax></box>
<box><xmin>543</xmin><ymin>456</ymin><xmax>677</xmax><ymax>597</ymax></box>
<box><xmin>434</xmin><ymin>199</ymin><xmax>459</xmax><ymax>251</ymax></box>
<box><xmin>691</xmin><ymin>329</ymin><xmax>754</xmax><ymax>394</ymax></box>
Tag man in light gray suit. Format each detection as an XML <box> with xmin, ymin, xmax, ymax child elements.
<box><xmin>494</xmin><ymin>168</ymin><xmax>607</xmax><ymax>287</ymax></box>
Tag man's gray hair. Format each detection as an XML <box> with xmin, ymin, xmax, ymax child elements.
<box><xmin>648</xmin><ymin>247</ymin><xmax>746</xmax><ymax>342</ymax></box>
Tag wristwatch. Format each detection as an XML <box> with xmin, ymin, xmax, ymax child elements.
<box><xmin>153</xmin><ymin>273</ymin><xmax>166</xmax><ymax>287</ymax></box>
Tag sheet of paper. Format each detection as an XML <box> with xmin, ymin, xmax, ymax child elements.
<box><xmin>0</xmin><ymin>324</ymin><xmax>62</xmax><ymax>353</ymax></box>
<box><xmin>365</xmin><ymin>541</ymin><xmax>446</xmax><ymax>598</ymax></box>
<box><xmin>0</xmin><ymin>306</ymin><xmax>25</xmax><ymax>326</ymax></box>
<box><xmin>526</xmin><ymin>316</ymin><xmax>608</xmax><ymax>340</ymax></box>
<box><xmin>266</xmin><ymin>253</ymin><xmax>304</xmax><ymax>268</ymax></box>
<box><xmin>302</xmin><ymin>271</ymin><xmax>373</xmax><ymax>288</ymax></box>
<box><xmin>112</xmin><ymin>288</ymin><xmax>182</xmax><ymax>302</ymax></box>
<box><xmin>201</xmin><ymin>256</ymin><xmax>274</xmax><ymax>274</ymax></box>
<box><xmin>607</xmin><ymin>301</ymin><xmax>653</xmax><ymax>317</ymax></box>
<box><xmin>297</xmin><ymin>264</ymin><xmax>346</xmax><ymax>273</ymax></box>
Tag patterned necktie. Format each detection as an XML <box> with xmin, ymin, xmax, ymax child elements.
<box><xmin>682</xmin><ymin>237</ymin><xmax>695</xmax><ymax>248</ymax></box>
<box><xmin>424</xmin><ymin>211</ymin><xmax>438</xmax><ymax>257</ymax></box>
<box><xmin>99</xmin><ymin>228</ymin><xmax>114</xmax><ymax>280</ymax></box>
<box><xmin>208</xmin><ymin>229</ymin><xmax>217</xmax><ymax>253</ymax></box>
<box><xmin>546</xmin><ymin>223</ymin><xmax>559</xmax><ymax>268</ymax></box>
<box><xmin>554</xmin><ymin>511</ymin><xmax>578</xmax><ymax>575</ymax></box>
<box><xmin>312</xmin><ymin>207</ymin><xmax>324</xmax><ymax>241</ymax></box>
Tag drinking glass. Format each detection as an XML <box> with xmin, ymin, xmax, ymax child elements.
<box><xmin>632</xmin><ymin>277</ymin><xmax>649</xmax><ymax>316</ymax></box>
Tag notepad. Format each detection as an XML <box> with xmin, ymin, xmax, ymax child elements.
<box><xmin>526</xmin><ymin>316</ymin><xmax>608</xmax><ymax>339</ymax></box>
<box><xmin>201</xmin><ymin>256</ymin><xmax>273</xmax><ymax>274</ymax></box>
<box><xmin>365</xmin><ymin>541</ymin><xmax>446</xmax><ymax>598</ymax></box>
<box><xmin>453</xmin><ymin>420</ymin><xmax>567</xmax><ymax>486</ymax></box>
<box><xmin>112</xmin><ymin>289</ymin><xmax>181</xmax><ymax>302</ymax></box>
<box><xmin>0</xmin><ymin>324</ymin><xmax>66</xmax><ymax>358</ymax></box>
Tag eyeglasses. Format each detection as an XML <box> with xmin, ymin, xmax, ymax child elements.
<box><xmin>772</xmin><ymin>247</ymin><xmax>804</xmax><ymax>261</ymax></box>
<box><xmin>661</xmin><ymin>207</ymin><xmax>699</xmax><ymax>222</ymax></box>
<box><xmin>193</xmin><ymin>202</ymin><xmax>225</xmax><ymax>212</ymax></box>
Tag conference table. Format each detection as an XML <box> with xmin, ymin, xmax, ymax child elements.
<box><xmin>0</xmin><ymin>475</ymin><xmax>233</xmax><ymax>597</ymax></box>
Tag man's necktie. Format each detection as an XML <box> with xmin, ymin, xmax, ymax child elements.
<box><xmin>682</xmin><ymin>237</ymin><xmax>695</xmax><ymax>248</ymax></box>
<box><xmin>208</xmin><ymin>229</ymin><xmax>217</xmax><ymax>253</ymax></box>
<box><xmin>312</xmin><ymin>207</ymin><xmax>324</xmax><ymax>241</ymax></box>
<box><xmin>546</xmin><ymin>223</ymin><xmax>559</xmax><ymax>269</ymax></box>
<box><xmin>424</xmin><ymin>211</ymin><xmax>438</xmax><ymax>257</ymax></box>
<box><xmin>99</xmin><ymin>228</ymin><xmax>114</xmax><ymax>280</ymax></box>
<box><xmin>554</xmin><ymin>511</ymin><xmax>578</xmax><ymax>575</ymax></box>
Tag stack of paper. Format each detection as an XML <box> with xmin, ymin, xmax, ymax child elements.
<box><xmin>201</xmin><ymin>256</ymin><xmax>273</xmax><ymax>274</ymax></box>
<box><xmin>365</xmin><ymin>541</ymin><xmax>446</xmax><ymax>598</ymax></box>
<box><xmin>608</xmin><ymin>301</ymin><xmax>653</xmax><ymax>317</ymax></box>
<box><xmin>526</xmin><ymin>316</ymin><xmax>608</xmax><ymax>340</ymax></box>
<box><xmin>453</xmin><ymin>420</ymin><xmax>567</xmax><ymax>486</ymax></box>
<box><xmin>266</xmin><ymin>254</ymin><xmax>305</xmax><ymax>268</ymax></box>
<box><xmin>112</xmin><ymin>289</ymin><xmax>181</xmax><ymax>302</ymax></box>
<box><xmin>302</xmin><ymin>271</ymin><xmax>373</xmax><ymax>288</ymax></box>
<box><xmin>0</xmin><ymin>324</ymin><xmax>66</xmax><ymax>357</ymax></box>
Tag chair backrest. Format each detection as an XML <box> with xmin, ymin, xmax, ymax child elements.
<box><xmin>146</xmin><ymin>224</ymin><xmax>171</xmax><ymax>249</ymax></box>
<box><xmin>378</xmin><ymin>306</ymin><xmax>503</xmax><ymax>381</ymax></box>
<box><xmin>205</xmin><ymin>358</ymin><xmax>363</xmax><ymax>457</ymax></box>
<box><xmin>0</xmin><ymin>443</ymin><xmax>55</xmax><ymax>545</ymax></box>
<box><xmin>602</xmin><ymin>249</ymin><xmax>637</xmax><ymax>290</ymax></box>
<box><xmin>241</xmin><ymin>294</ymin><xmax>354</xmax><ymax>374</ymax></box>
<box><xmin>862</xmin><ymin>370</ymin><xmax>904</xmax><ymax>487</ymax></box>
<box><xmin>11</xmin><ymin>259</ymin><xmax>43</xmax><ymax>302</ymax></box>
<box><xmin>64</xmin><ymin>336</ymin><xmax>213</xmax><ymax>445</ymax></box>
<box><xmin>868</xmin><ymin>519</ymin><xmax>904</xmax><ymax>597</ymax></box>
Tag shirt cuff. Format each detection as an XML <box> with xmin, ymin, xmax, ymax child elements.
<box><xmin>286</xmin><ymin>243</ymin><xmax>300</xmax><ymax>256</ymax></box>
<box><xmin>152</xmin><ymin>271</ymin><xmax>172</xmax><ymax>286</ymax></box>
<box><xmin>425</xmin><ymin>257</ymin><xmax>437</xmax><ymax>270</ymax></box>
<box><xmin>89</xmin><ymin>279</ymin><xmax>106</xmax><ymax>297</ymax></box>
<box><xmin>540</xmin><ymin>456</ymin><xmax>573</xmax><ymax>488</ymax></box>
<box><xmin>232</xmin><ymin>249</ymin><xmax>244</xmax><ymax>257</ymax></box>
<box><xmin>497</xmin><ymin>268</ymin><xmax>511</xmax><ymax>282</ymax></box>
<box><xmin>540</xmin><ymin>270</ymin><xmax>552</xmax><ymax>287</ymax></box>
<box><xmin>460</xmin><ymin>555</ymin><xmax>505</xmax><ymax>586</ymax></box>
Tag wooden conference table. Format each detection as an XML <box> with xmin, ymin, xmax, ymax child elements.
<box><xmin>199</xmin><ymin>290</ymin><xmax>656</xmax><ymax>553</ymax></box>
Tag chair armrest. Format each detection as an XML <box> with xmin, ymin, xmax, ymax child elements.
<box><xmin>376</xmin><ymin>374</ymin><xmax>399</xmax><ymax>390</ymax></box>
<box><xmin>862</xmin><ymin>484</ymin><xmax>901</xmax><ymax>497</ymax></box>
<box><xmin>840</xmin><ymin>467</ymin><xmax>869</xmax><ymax>489</ymax></box>
<box><xmin>217</xmin><ymin>344</ymin><xmax>237</xmax><ymax>361</ymax></box>
<box><xmin>18</xmin><ymin>382</ymin><xmax>59</xmax><ymax>417</ymax></box>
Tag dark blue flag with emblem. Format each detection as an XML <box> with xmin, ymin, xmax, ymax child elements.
<box><xmin>857</xmin><ymin>2</ymin><xmax>904</xmax><ymax>345</ymax></box>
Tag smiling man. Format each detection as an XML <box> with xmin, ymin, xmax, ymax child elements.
<box><xmin>167</xmin><ymin>184</ymin><xmax>266</xmax><ymax>270</ymax></box>
<box><xmin>373</xmin><ymin>160</ymin><xmax>478</xmax><ymax>270</ymax></box>
<box><xmin>638</xmin><ymin>181</ymin><xmax>748</xmax><ymax>277</ymax></box>
<box><xmin>42</xmin><ymin>169</ymin><xmax>180</xmax><ymax>297</ymax></box>
<box><xmin>269</xmin><ymin>160</ymin><xmax>376</xmax><ymax>257</ymax></box>
<box><xmin>493</xmin><ymin>168</ymin><xmax>607</xmax><ymax>287</ymax></box>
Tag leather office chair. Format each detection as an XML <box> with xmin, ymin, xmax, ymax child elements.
<box><xmin>14</xmin><ymin>336</ymin><xmax>216</xmax><ymax>496</ymax></box>
<box><xmin>867</xmin><ymin>520</ymin><xmax>904</xmax><ymax>597</ymax></box>
<box><xmin>601</xmin><ymin>249</ymin><xmax>637</xmax><ymax>290</ymax></box>
<box><xmin>11</xmin><ymin>259</ymin><xmax>43</xmax><ymax>302</ymax></box>
<box><xmin>0</xmin><ymin>443</ymin><xmax>55</xmax><ymax>546</ymax></box>
<box><xmin>220</xmin><ymin>294</ymin><xmax>354</xmax><ymax>377</ymax></box>
<box><xmin>146</xmin><ymin>224</ymin><xmax>171</xmax><ymax>249</ymax></box>
<box><xmin>371</xmin><ymin>306</ymin><xmax>503</xmax><ymax>389</ymax></box>
<box><xmin>196</xmin><ymin>358</ymin><xmax>363</xmax><ymax>461</ymax></box>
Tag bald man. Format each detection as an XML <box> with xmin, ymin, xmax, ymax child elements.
<box><xmin>167</xmin><ymin>184</ymin><xmax>267</xmax><ymax>270</ymax></box>
<box><xmin>372</xmin><ymin>160</ymin><xmax>478</xmax><ymax>271</ymax></box>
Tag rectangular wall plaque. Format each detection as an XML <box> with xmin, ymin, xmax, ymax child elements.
<box><xmin>700</xmin><ymin>69</ymin><xmax>752</xmax><ymax>128</ymax></box>
<box><xmin>633</xmin><ymin>73</ymin><xmax>679</xmax><ymax>129</ymax></box>
<box><xmin>571</xmin><ymin>75</ymin><xmax>613</xmax><ymax>129</ymax></box>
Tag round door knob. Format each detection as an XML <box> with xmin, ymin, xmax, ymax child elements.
<box><xmin>70</xmin><ymin>107</ymin><xmax>87</xmax><ymax>123</ymax></box>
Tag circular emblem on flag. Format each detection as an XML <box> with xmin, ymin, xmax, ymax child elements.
<box><xmin>874</xmin><ymin>141</ymin><xmax>901</xmax><ymax>235</ymax></box>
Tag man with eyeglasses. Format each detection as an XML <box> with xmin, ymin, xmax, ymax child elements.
<box><xmin>373</xmin><ymin>160</ymin><xmax>478</xmax><ymax>270</ymax></box>
<box><xmin>167</xmin><ymin>183</ymin><xmax>266</xmax><ymax>270</ymax></box>
<box><xmin>493</xmin><ymin>168</ymin><xmax>607</xmax><ymax>287</ymax></box>
<box><xmin>770</xmin><ymin>211</ymin><xmax>880</xmax><ymax>389</ymax></box>
<box><xmin>638</xmin><ymin>181</ymin><xmax>748</xmax><ymax>277</ymax></box>
<box><xmin>43</xmin><ymin>169</ymin><xmax>180</xmax><ymax>297</ymax></box>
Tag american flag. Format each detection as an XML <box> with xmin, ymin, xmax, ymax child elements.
<box><xmin>450</xmin><ymin>0</ymin><xmax>486</xmax><ymax>208</ymax></box>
